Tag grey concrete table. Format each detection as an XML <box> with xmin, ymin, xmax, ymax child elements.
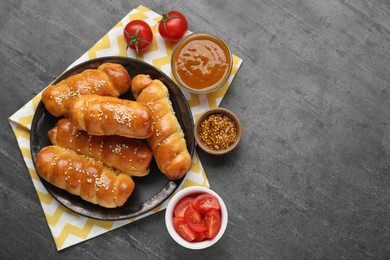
<box><xmin>1</xmin><ymin>0</ymin><xmax>390</xmax><ymax>259</ymax></box>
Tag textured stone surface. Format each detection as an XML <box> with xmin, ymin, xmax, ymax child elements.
<box><xmin>1</xmin><ymin>0</ymin><xmax>390</xmax><ymax>258</ymax></box>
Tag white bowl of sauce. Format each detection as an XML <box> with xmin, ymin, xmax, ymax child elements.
<box><xmin>171</xmin><ymin>32</ymin><xmax>233</xmax><ymax>94</ymax></box>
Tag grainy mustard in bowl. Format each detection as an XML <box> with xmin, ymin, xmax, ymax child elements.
<box><xmin>194</xmin><ymin>108</ymin><xmax>242</xmax><ymax>155</ymax></box>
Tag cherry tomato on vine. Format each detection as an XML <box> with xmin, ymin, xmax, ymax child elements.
<box><xmin>123</xmin><ymin>20</ymin><xmax>153</xmax><ymax>54</ymax></box>
<box><xmin>158</xmin><ymin>11</ymin><xmax>188</xmax><ymax>43</ymax></box>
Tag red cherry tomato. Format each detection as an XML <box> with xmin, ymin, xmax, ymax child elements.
<box><xmin>193</xmin><ymin>194</ymin><xmax>220</xmax><ymax>214</ymax></box>
<box><xmin>173</xmin><ymin>217</ymin><xmax>197</xmax><ymax>242</ymax></box>
<box><xmin>158</xmin><ymin>11</ymin><xmax>188</xmax><ymax>43</ymax></box>
<box><xmin>204</xmin><ymin>208</ymin><xmax>222</xmax><ymax>239</ymax></box>
<box><xmin>123</xmin><ymin>20</ymin><xmax>153</xmax><ymax>54</ymax></box>
<box><xmin>184</xmin><ymin>204</ymin><xmax>207</xmax><ymax>232</ymax></box>
<box><xmin>174</xmin><ymin>197</ymin><xmax>194</xmax><ymax>218</ymax></box>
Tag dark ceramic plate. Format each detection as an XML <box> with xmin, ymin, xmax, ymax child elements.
<box><xmin>30</xmin><ymin>56</ymin><xmax>195</xmax><ymax>221</ymax></box>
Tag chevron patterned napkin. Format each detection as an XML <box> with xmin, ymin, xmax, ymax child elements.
<box><xmin>8</xmin><ymin>5</ymin><xmax>242</xmax><ymax>250</ymax></box>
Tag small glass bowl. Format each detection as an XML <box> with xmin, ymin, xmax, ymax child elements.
<box><xmin>165</xmin><ymin>186</ymin><xmax>228</xmax><ymax>249</ymax></box>
<box><xmin>171</xmin><ymin>32</ymin><xmax>233</xmax><ymax>94</ymax></box>
<box><xmin>194</xmin><ymin>108</ymin><xmax>242</xmax><ymax>155</ymax></box>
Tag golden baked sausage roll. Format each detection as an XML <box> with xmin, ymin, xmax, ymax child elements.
<box><xmin>131</xmin><ymin>74</ymin><xmax>192</xmax><ymax>180</ymax></box>
<box><xmin>42</xmin><ymin>63</ymin><xmax>131</xmax><ymax>117</ymax></box>
<box><xmin>48</xmin><ymin>118</ymin><xmax>153</xmax><ymax>177</ymax></box>
<box><xmin>68</xmin><ymin>94</ymin><xmax>153</xmax><ymax>139</ymax></box>
<box><xmin>35</xmin><ymin>146</ymin><xmax>135</xmax><ymax>208</ymax></box>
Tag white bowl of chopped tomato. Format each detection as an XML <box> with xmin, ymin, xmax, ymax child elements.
<box><xmin>165</xmin><ymin>186</ymin><xmax>228</xmax><ymax>249</ymax></box>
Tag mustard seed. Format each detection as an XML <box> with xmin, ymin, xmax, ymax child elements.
<box><xmin>199</xmin><ymin>113</ymin><xmax>237</xmax><ymax>150</ymax></box>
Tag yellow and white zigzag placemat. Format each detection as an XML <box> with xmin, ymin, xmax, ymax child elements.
<box><xmin>8</xmin><ymin>5</ymin><xmax>242</xmax><ymax>250</ymax></box>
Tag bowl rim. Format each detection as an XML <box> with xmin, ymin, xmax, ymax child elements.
<box><xmin>165</xmin><ymin>186</ymin><xmax>228</xmax><ymax>250</ymax></box>
<box><xmin>194</xmin><ymin>108</ymin><xmax>242</xmax><ymax>155</ymax></box>
<box><xmin>171</xmin><ymin>32</ymin><xmax>233</xmax><ymax>94</ymax></box>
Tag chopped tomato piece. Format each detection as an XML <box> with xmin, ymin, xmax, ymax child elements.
<box><xmin>173</xmin><ymin>197</ymin><xmax>194</xmax><ymax>218</ymax></box>
<box><xmin>193</xmin><ymin>231</ymin><xmax>206</xmax><ymax>242</ymax></box>
<box><xmin>173</xmin><ymin>217</ymin><xmax>197</xmax><ymax>242</ymax></box>
<box><xmin>193</xmin><ymin>194</ymin><xmax>220</xmax><ymax>214</ymax></box>
<box><xmin>184</xmin><ymin>204</ymin><xmax>207</xmax><ymax>232</ymax></box>
<box><xmin>204</xmin><ymin>208</ymin><xmax>222</xmax><ymax>239</ymax></box>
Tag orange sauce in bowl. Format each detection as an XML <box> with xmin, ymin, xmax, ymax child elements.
<box><xmin>173</xmin><ymin>34</ymin><xmax>231</xmax><ymax>91</ymax></box>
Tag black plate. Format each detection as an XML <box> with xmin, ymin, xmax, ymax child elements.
<box><xmin>30</xmin><ymin>56</ymin><xmax>195</xmax><ymax>221</ymax></box>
